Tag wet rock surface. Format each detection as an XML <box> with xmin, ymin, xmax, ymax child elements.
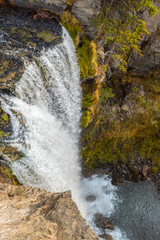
<box><xmin>94</xmin><ymin>213</ymin><xmax>114</xmax><ymax>231</ymax></box>
<box><xmin>0</xmin><ymin>2</ymin><xmax>62</xmax><ymax>91</ymax></box>
<box><xmin>0</xmin><ymin>2</ymin><xmax>63</xmax><ymax>180</ymax></box>
<box><xmin>0</xmin><ymin>183</ymin><xmax>99</xmax><ymax>240</ymax></box>
<box><xmin>7</xmin><ymin>0</ymin><xmax>101</xmax><ymax>38</ymax></box>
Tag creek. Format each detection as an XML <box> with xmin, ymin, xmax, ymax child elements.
<box><xmin>1</xmin><ymin>27</ymin><xmax>160</xmax><ymax>240</ymax></box>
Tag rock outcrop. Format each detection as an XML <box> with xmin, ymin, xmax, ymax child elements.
<box><xmin>128</xmin><ymin>1</ymin><xmax>160</xmax><ymax>73</ymax></box>
<box><xmin>0</xmin><ymin>183</ymin><xmax>98</xmax><ymax>240</ymax></box>
<box><xmin>7</xmin><ymin>0</ymin><xmax>101</xmax><ymax>38</ymax></box>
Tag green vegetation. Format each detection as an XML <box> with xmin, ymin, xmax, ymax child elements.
<box><xmin>81</xmin><ymin>110</ymin><xmax>91</xmax><ymax>128</ymax></box>
<box><xmin>61</xmin><ymin>11</ymin><xmax>83</xmax><ymax>46</ymax></box>
<box><xmin>81</xmin><ymin>73</ymin><xmax>160</xmax><ymax>169</ymax></box>
<box><xmin>77</xmin><ymin>37</ymin><xmax>98</xmax><ymax>79</ymax></box>
<box><xmin>2</xmin><ymin>113</ymin><xmax>9</xmax><ymax>122</ymax></box>
<box><xmin>93</xmin><ymin>0</ymin><xmax>160</xmax><ymax>72</ymax></box>
<box><xmin>0</xmin><ymin>131</ymin><xmax>3</xmax><ymax>137</ymax></box>
<box><xmin>37</xmin><ymin>31</ymin><xmax>57</xmax><ymax>43</ymax></box>
<box><xmin>0</xmin><ymin>165</ymin><xmax>20</xmax><ymax>185</ymax></box>
<box><xmin>82</xmin><ymin>91</ymin><xmax>97</xmax><ymax>109</ymax></box>
<box><xmin>61</xmin><ymin>11</ymin><xmax>98</xmax><ymax>79</ymax></box>
<box><xmin>99</xmin><ymin>85</ymin><xmax>115</xmax><ymax>103</ymax></box>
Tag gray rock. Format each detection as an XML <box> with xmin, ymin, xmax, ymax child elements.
<box><xmin>11</xmin><ymin>0</ymin><xmax>67</xmax><ymax>14</ymax></box>
<box><xmin>10</xmin><ymin>0</ymin><xmax>101</xmax><ymax>39</ymax></box>
<box><xmin>71</xmin><ymin>0</ymin><xmax>101</xmax><ymax>37</ymax></box>
<box><xmin>128</xmin><ymin>1</ymin><xmax>160</xmax><ymax>73</ymax></box>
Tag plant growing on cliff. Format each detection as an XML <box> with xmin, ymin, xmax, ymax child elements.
<box><xmin>61</xmin><ymin>11</ymin><xmax>98</xmax><ymax>79</ymax></box>
<box><xmin>94</xmin><ymin>0</ymin><xmax>160</xmax><ymax>72</ymax></box>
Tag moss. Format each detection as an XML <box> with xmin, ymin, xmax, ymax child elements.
<box><xmin>152</xmin><ymin>166</ymin><xmax>159</xmax><ymax>173</ymax></box>
<box><xmin>0</xmin><ymin>131</ymin><xmax>3</xmax><ymax>137</ymax></box>
<box><xmin>0</xmin><ymin>166</ymin><xmax>20</xmax><ymax>185</ymax></box>
<box><xmin>10</xmin><ymin>26</ymin><xmax>17</xmax><ymax>33</ymax></box>
<box><xmin>81</xmin><ymin>71</ymin><xmax>160</xmax><ymax>169</ymax></box>
<box><xmin>82</xmin><ymin>92</ymin><xmax>97</xmax><ymax>109</ymax></box>
<box><xmin>99</xmin><ymin>85</ymin><xmax>115</xmax><ymax>103</ymax></box>
<box><xmin>81</xmin><ymin>111</ymin><xmax>91</xmax><ymax>128</ymax></box>
<box><xmin>37</xmin><ymin>31</ymin><xmax>57</xmax><ymax>43</ymax></box>
<box><xmin>67</xmin><ymin>0</ymin><xmax>73</xmax><ymax>6</ymax></box>
<box><xmin>61</xmin><ymin>11</ymin><xmax>82</xmax><ymax>46</ymax></box>
<box><xmin>61</xmin><ymin>11</ymin><xmax>98</xmax><ymax>79</ymax></box>
<box><xmin>77</xmin><ymin>37</ymin><xmax>98</xmax><ymax>79</ymax></box>
<box><xmin>0</xmin><ymin>71</ymin><xmax>16</xmax><ymax>83</ymax></box>
<box><xmin>2</xmin><ymin>113</ymin><xmax>9</xmax><ymax>122</ymax></box>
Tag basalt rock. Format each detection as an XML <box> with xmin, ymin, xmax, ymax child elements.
<box><xmin>0</xmin><ymin>2</ymin><xmax>62</xmax><ymax>91</ymax></box>
<box><xmin>0</xmin><ymin>183</ymin><xmax>99</xmax><ymax>240</ymax></box>
<box><xmin>0</xmin><ymin>2</ymin><xmax>63</xmax><ymax>165</ymax></box>
<box><xmin>6</xmin><ymin>0</ymin><xmax>101</xmax><ymax>39</ymax></box>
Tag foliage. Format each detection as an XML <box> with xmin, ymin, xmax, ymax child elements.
<box><xmin>99</xmin><ymin>84</ymin><xmax>115</xmax><ymax>103</ymax></box>
<box><xmin>93</xmin><ymin>0</ymin><xmax>160</xmax><ymax>72</ymax></box>
<box><xmin>2</xmin><ymin>113</ymin><xmax>9</xmax><ymax>122</ymax></box>
<box><xmin>61</xmin><ymin>11</ymin><xmax>83</xmax><ymax>46</ymax></box>
<box><xmin>81</xmin><ymin>110</ymin><xmax>91</xmax><ymax>128</ymax></box>
<box><xmin>61</xmin><ymin>11</ymin><xmax>98</xmax><ymax>79</ymax></box>
<box><xmin>77</xmin><ymin>37</ymin><xmax>98</xmax><ymax>79</ymax></box>
<box><xmin>81</xmin><ymin>72</ymin><xmax>160</xmax><ymax>169</ymax></box>
<box><xmin>0</xmin><ymin>165</ymin><xmax>20</xmax><ymax>185</ymax></box>
<box><xmin>82</xmin><ymin>91</ymin><xmax>96</xmax><ymax>109</ymax></box>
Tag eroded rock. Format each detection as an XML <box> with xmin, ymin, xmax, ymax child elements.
<box><xmin>0</xmin><ymin>184</ymin><xmax>99</xmax><ymax>240</ymax></box>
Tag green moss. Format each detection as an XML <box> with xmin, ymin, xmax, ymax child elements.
<box><xmin>2</xmin><ymin>113</ymin><xmax>9</xmax><ymax>122</ymax></box>
<box><xmin>99</xmin><ymin>85</ymin><xmax>115</xmax><ymax>103</ymax></box>
<box><xmin>37</xmin><ymin>31</ymin><xmax>57</xmax><ymax>43</ymax></box>
<box><xmin>0</xmin><ymin>131</ymin><xmax>3</xmax><ymax>137</ymax></box>
<box><xmin>77</xmin><ymin>37</ymin><xmax>98</xmax><ymax>79</ymax></box>
<box><xmin>152</xmin><ymin>166</ymin><xmax>159</xmax><ymax>173</ymax></box>
<box><xmin>61</xmin><ymin>11</ymin><xmax>83</xmax><ymax>46</ymax></box>
<box><xmin>61</xmin><ymin>11</ymin><xmax>98</xmax><ymax>79</ymax></box>
<box><xmin>67</xmin><ymin>0</ymin><xmax>73</xmax><ymax>6</ymax></box>
<box><xmin>82</xmin><ymin>92</ymin><xmax>96</xmax><ymax>109</ymax></box>
<box><xmin>81</xmin><ymin>71</ymin><xmax>160</xmax><ymax>169</ymax></box>
<box><xmin>0</xmin><ymin>166</ymin><xmax>20</xmax><ymax>185</ymax></box>
<box><xmin>10</xmin><ymin>26</ymin><xmax>17</xmax><ymax>33</ymax></box>
<box><xmin>81</xmin><ymin>111</ymin><xmax>91</xmax><ymax>128</ymax></box>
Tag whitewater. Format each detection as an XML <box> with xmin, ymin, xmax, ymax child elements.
<box><xmin>0</xmin><ymin>27</ymin><xmax>128</xmax><ymax>240</ymax></box>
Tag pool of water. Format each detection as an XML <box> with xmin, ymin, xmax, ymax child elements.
<box><xmin>110</xmin><ymin>179</ymin><xmax>160</xmax><ymax>240</ymax></box>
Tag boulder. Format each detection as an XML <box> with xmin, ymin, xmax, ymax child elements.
<box><xmin>0</xmin><ymin>183</ymin><xmax>99</xmax><ymax>240</ymax></box>
<box><xmin>94</xmin><ymin>213</ymin><xmax>114</xmax><ymax>231</ymax></box>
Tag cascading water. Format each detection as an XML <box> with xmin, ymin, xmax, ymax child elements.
<box><xmin>1</xmin><ymin>27</ymin><xmax>128</xmax><ymax>239</ymax></box>
<box><xmin>1</xmin><ymin>27</ymin><xmax>84</xmax><ymax>214</ymax></box>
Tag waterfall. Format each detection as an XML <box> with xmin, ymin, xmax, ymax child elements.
<box><xmin>1</xmin><ymin>27</ymin><xmax>85</xmax><ymax>214</ymax></box>
<box><xmin>1</xmin><ymin>27</ymin><xmax>129</xmax><ymax>240</ymax></box>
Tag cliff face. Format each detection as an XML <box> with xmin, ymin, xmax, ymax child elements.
<box><xmin>129</xmin><ymin>2</ymin><xmax>160</xmax><ymax>73</ymax></box>
<box><xmin>9</xmin><ymin>0</ymin><xmax>101</xmax><ymax>37</ymax></box>
<box><xmin>0</xmin><ymin>183</ymin><xmax>98</xmax><ymax>240</ymax></box>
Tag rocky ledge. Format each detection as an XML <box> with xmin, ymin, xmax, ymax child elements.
<box><xmin>0</xmin><ymin>183</ymin><xmax>99</xmax><ymax>240</ymax></box>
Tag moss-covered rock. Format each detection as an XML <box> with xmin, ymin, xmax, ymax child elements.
<box><xmin>81</xmin><ymin>70</ymin><xmax>160</xmax><ymax>172</ymax></box>
<box><xmin>0</xmin><ymin>3</ymin><xmax>62</xmax><ymax>91</ymax></box>
<box><xmin>0</xmin><ymin>164</ymin><xmax>20</xmax><ymax>185</ymax></box>
<box><xmin>61</xmin><ymin>11</ymin><xmax>99</xmax><ymax>80</ymax></box>
<box><xmin>0</xmin><ymin>106</ymin><xmax>12</xmax><ymax>138</ymax></box>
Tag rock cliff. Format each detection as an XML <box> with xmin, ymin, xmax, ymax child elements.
<box><xmin>0</xmin><ymin>183</ymin><xmax>98</xmax><ymax>240</ymax></box>
<box><xmin>8</xmin><ymin>0</ymin><xmax>101</xmax><ymax>37</ymax></box>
